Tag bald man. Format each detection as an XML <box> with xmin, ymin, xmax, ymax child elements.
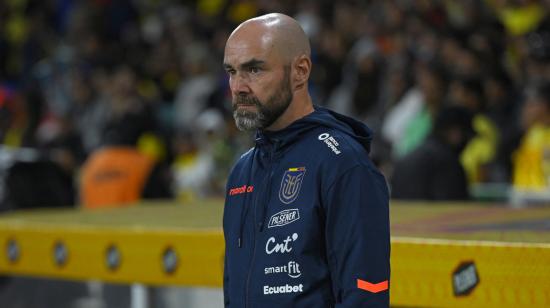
<box><xmin>222</xmin><ymin>13</ymin><xmax>390</xmax><ymax>307</ymax></box>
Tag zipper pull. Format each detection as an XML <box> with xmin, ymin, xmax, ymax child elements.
<box><xmin>238</xmin><ymin>237</ymin><xmax>242</xmax><ymax>248</ymax></box>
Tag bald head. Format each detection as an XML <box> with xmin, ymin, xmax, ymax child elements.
<box><xmin>223</xmin><ymin>13</ymin><xmax>314</xmax><ymax>132</ymax></box>
<box><xmin>228</xmin><ymin>13</ymin><xmax>311</xmax><ymax>62</ymax></box>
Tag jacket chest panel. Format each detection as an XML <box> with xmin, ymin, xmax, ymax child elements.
<box><xmin>247</xmin><ymin>163</ymin><xmax>326</xmax><ymax>300</ymax></box>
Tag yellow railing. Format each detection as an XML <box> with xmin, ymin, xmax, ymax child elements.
<box><xmin>0</xmin><ymin>200</ymin><xmax>549</xmax><ymax>307</ymax></box>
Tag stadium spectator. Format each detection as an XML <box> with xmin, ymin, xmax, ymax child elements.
<box><xmin>80</xmin><ymin>65</ymin><xmax>171</xmax><ymax>208</ymax></box>
<box><xmin>79</xmin><ymin>113</ymin><xmax>172</xmax><ymax>208</ymax></box>
<box><xmin>484</xmin><ymin>70</ymin><xmax>522</xmax><ymax>182</ymax></box>
<box><xmin>448</xmin><ymin>76</ymin><xmax>499</xmax><ymax>185</ymax></box>
<box><xmin>391</xmin><ymin>105</ymin><xmax>474</xmax><ymax>200</ymax></box>
<box><xmin>173</xmin><ymin>42</ymin><xmax>218</xmax><ymax>131</ymax></box>
<box><xmin>513</xmin><ymin>82</ymin><xmax>550</xmax><ymax>191</ymax></box>
<box><xmin>382</xmin><ymin>60</ymin><xmax>447</xmax><ymax>159</ymax></box>
<box><xmin>172</xmin><ymin>109</ymin><xmax>234</xmax><ymax>201</ymax></box>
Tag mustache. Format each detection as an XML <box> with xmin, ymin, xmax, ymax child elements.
<box><xmin>233</xmin><ymin>94</ymin><xmax>261</xmax><ymax>108</ymax></box>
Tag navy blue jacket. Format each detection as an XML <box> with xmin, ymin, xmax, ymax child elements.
<box><xmin>223</xmin><ymin>106</ymin><xmax>390</xmax><ymax>307</ymax></box>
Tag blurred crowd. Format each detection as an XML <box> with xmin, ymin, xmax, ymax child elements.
<box><xmin>1</xmin><ymin>0</ymin><xmax>550</xmax><ymax>208</ymax></box>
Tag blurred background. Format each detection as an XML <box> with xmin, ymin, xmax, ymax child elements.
<box><xmin>2</xmin><ymin>0</ymin><xmax>550</xmax><ymax>206</ymax></box>
<box><xmin>1</xmin><ymin>0</ymin><xmax>550</xmax><ymax>307</ymax></box>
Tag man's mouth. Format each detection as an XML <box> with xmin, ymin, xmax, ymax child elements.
<box><xmin>235</xmin><ymin>103</ymin><xmax>257</xmax><ymax>108</ymax></box>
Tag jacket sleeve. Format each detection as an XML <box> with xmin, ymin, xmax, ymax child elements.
<box><xmin>323</xmin><ymin>164</ymin><xmax>390</xmax><ymax>307</ymax></box>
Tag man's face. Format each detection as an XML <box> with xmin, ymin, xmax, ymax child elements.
<box><xmin>223</xmin><ymin>30</ymin><xmax>293</xmax><ymax>131</ymax></box>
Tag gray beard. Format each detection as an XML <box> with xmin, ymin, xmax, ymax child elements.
<box><xmin>233</xmin><ymin>107</ymin><xmax>266</xmax><ymax>131</ymax></box>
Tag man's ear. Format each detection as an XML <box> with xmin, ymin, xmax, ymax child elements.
<box><xmin>292</xmin><ymin>55</ymin><xmax>311</xmax><ymax>91</ymax></box>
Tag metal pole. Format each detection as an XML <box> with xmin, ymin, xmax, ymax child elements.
<box><xmin>131</xmin><ymin>283</ymin><xmax>149</xmax><ymax>308</ymax></box>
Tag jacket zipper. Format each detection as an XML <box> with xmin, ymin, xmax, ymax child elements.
<box><xmin>259</xmin><ymin>164</ymin><xmax>275</xmax><ymax>231</ymax></box>
<box><xmin>244</xmin><ymin>148</ymin><xmax>273</xmax><ymax>308</ymax></box>
<box><xmin>244</xmin><ymin>211</ymin><xmax>257</xmax><ymax>308</ymax></box>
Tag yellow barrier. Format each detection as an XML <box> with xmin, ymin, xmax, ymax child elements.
<box><xmin>0</xmin><ymin>201</ymin><xmax>549</xmax><ymax>307</ymax></box>
<box><xmin>0</xmin><ymin>224</ymin><xmax>224</xmax><ymax>286</ymax></box>
<box><xmin>0</xmin><ymin>202</ymin><xmax>225</xmax><ymax>286</ymax></box>
<box><xmin>391</xmin><ymin>237</ymin><xmax>550</xmax><ymax>307</ymax></box>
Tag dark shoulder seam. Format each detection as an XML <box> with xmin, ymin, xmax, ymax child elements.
<box><xmin>325</xmin><ymin>163</ymin><xmax>365</xmax><ymax>194</ymax></box>
<box><xmin>324</xmin><ymin>162</ymin><xmax>387</xmax><ymax>205</ymax></box>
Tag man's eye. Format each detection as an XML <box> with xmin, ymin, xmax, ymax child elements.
<box><xmin>249</xmin><ymin>67</ymin><xmax>260</xmax><ymax>74</ymax></box>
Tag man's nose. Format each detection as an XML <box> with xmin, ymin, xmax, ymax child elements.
<box><xmin>231</xmin><ymin>74</ymin><xmax>251</xmax><ymax>95</ymax></box>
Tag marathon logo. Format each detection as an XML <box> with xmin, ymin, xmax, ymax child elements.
<box><xmin>268</xmin><ymin>209</ymin><xmax>300</xmax><ymax>228</ymax></box>
<box><xmin>318</xmin><ymin>133</ymin><xmax>341</xmax><ymax>155</ymax></box>
<box><xmin>229</xmin><ymin>185</ymin><xmax>254</xmax><ymax>196</ymax></box>
<box><xmin>263</xmin><ymin>283</ymin><xmax>304</xmax><ymax>295</ymax></box>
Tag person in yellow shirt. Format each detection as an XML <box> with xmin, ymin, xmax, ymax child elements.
<box><xmin>513</xmin><ymin>82</ymin><xmax>550</xmax><ymax>191</ymax></box>
<box><xmin>448</xmin><ymin>77</ymin><xmax>499</xmax><ymax>184</ymax></box>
